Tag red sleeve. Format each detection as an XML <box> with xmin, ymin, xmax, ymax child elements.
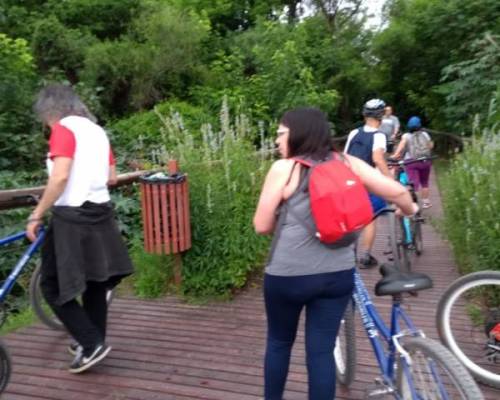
<box><xmin>49</xmin><ymin>123</ymin><xmax>76</xmax><ymax>159</ymax></box>
<box><xmin>109</xmin><ymin>147</ymin><xmax>116</xmax><ymax>166</ymax></box>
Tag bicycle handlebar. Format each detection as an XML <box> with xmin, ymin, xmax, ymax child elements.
<box><xmin>387</xmin><ymin>155</ymin><xmax>437</xmax><ymax>167</ymax></box>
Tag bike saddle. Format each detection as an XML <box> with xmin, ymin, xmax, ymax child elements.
<box><xmin>375</xmin><ymin>265</ymin><xmax>433</xmax><ymax>296</ymax></box>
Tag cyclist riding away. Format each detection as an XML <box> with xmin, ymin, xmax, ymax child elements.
<box><xmin>393</xmin><ymin>116</ymin><xmax>434</xmax><ymax>208</ymax></box>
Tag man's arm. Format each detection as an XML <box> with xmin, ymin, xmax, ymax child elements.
<box><xmin>26</xmin><ymin>157</ymin><xmax>72</xmax><ymax>241</ymax></box>
<box><xmin>372</xmin><ymin>148</ymin><xmax>391</xmax><ymax>177</ymax></box>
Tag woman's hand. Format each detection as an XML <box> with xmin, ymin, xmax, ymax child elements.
<box><xmin>395</xmin><ymin>202</ymin><xmax>419</xmax><ymax>218</ymax></box>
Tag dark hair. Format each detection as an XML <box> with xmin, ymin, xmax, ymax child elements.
<box><xmin>34</xmin><ymin>83</ymin><xmax>96</xmax><ymax>125</ymax></box>
<box><xmin>279</xmin><ymin>107</ymin><xmax>332</xmax><ymax>160</ymax></box>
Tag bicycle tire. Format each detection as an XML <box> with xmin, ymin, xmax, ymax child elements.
<box><xmin>413</xmin><ymin>216</ymin><xmax>423</xmax><ymax>256</ymax></box>
<box><xmin>334</xmin><ymin>300</ymin><xmax>356</xmax><ymax>386</ymax></box>
<box><xmin>436</xmin><ymin>270</ymin><xmax>500</xmax><ymax>388</ymax></box>
<box><xmin>396</xmin><ymin>337</ymin><xmax>484</xmax><ymax>399</ymax></box>
<box><xmin>29</xmin><ymin>262</ymin><xmax>114</xmax><ymax>331</ymax></box>
<box><xmin>0</xmin><ymin>340</ymin><xmax>11</xmax><ymax>394</ymax></box>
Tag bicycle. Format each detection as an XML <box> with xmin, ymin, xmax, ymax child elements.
<box><xmin>386</xmin><ymin>156</ymin><xmax>435</xmax><ymax>272</ymax></box>
<box><xmin>334</xmin><ymin>257</ymin><xmax>484</xmax><ymax>398</ymax></box>
<box><xmin>436</xmin><ymin>270</ymin><xmax>500</xmax><ymax>388</ymax></box>
<box><xmin>0</xmin><ymin>227</ymin><xmax>46</xmax><ymax>393</ymax></box>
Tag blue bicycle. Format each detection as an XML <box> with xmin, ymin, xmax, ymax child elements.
<box><xmin>334</xmin><ymin>256</ymin><xmax>483</xmax><ymax>398</ymax></box>
<box><xmin>386</xmin><ymin>156</ymin><xmax>436</xmax><ymax>272</ymax></box>
<box><xmin>0</xmin><ymin>226</ymin><xmax>46</xmax><ymax>393</ymax></box>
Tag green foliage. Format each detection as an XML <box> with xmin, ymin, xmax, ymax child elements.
<box><xmin>441</xmin><ymin>122</ymin><xmax>500</xmax><ymax>274</ymax></box>
<box><xmin>373</xmin><ymin>0</ymin><xmax>500</xmax><ymax>129</ymax></box>
<box><xmin>0</xmin><ymin>33</ymin><xmax>41</xmax><ymax>169</ymax></box>
<box><xmin>140</xmin><ymin>99</ymin><xmax>271</xmax><ymax>298</ymax></box>
<box><xmin>130</xmin><ymin>240</ymin><xmax>172</xmax><ymax>298</ymax></box>
<box><xmin>48</xmin><ymin>0</ymin><xmax>140</xmax><ymax>40</ymax></box>
<box><xmin>437</xmin><ymin>33</ymin><xmax>500</xmax><ymax>129</ymax></box>
<box><xmin>81</xmin><ymin>2</ymin><xmax>209</xmax><ymax>117</ymax></box>
<box><xmin>0</xmin><ymin>306</ymin><xmax>36</xmax><ymax>335</ymax></box>
<box><xmin>108</xmin><ymin>100</ymin><xmax>213</xmax><ymax>160</ymax></box>
<box><xmin>31</xmin><ymin>15</ymin><xmax>96</xmax><ymax>80</ymax></box>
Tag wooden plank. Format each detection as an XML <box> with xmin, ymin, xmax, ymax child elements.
<box><xmin>151</xmin><ymin>184</ymin><xmax>162</xmax><ymax>254</ymax></box>
<box><xmin>160</xmin><ymin>183</ymin><xmax>170</xmax><ymax>254</ymax></box>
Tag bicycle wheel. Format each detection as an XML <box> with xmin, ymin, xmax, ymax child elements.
<box><xmin>29</xmin><ymin>262</ymin><xmax>114</xmax><ymax>331</ymax></box>
<box><xmin>412</xmin><ymin>215</ymin><xmax>423</xmax><ymax>256</ymax></box>
<box><xmin>0</xmin><ymin>339</ymin><xmax>11</xmax><ymax>394</ymax></box>
<box><xmin>334</xmin><ymin>300</ymin><xmax>356</xmax><ymax>386</ymax></box>
<box><xmin>396</xmin><ymin>337</ymin><xmax>484</xmax><ymax>399</ymax></box>
<box><xmin>436</xmin><ymin>270</ymin><xmax>500</xmax><ymax>388</ymax></box>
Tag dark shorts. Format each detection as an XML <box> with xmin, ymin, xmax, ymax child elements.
<box><xmin>369</xmin><ymin>193</ymin><xmax>387</xmax><ymax>214</ymax></box>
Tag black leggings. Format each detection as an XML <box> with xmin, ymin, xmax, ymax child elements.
<box><xmin>264</xmin><ymin>268</ymin><xmax>354</xmax><ymax>400</ymax></box>
<box><xmin>41</xmin><ymin>277</ymin><xmax>108</xmax><ymax>355</ymax></box>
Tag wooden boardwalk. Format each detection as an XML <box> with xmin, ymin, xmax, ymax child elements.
<box><xmin>3</xmin><ymin>172</ymin><xmax>499</xmax><ymax>399</ymax></box>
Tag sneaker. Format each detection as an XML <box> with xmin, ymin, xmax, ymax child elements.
<box><xmin>358</xmin><ymin>254</ymin><xmax>378</xmax><ymax>269</ymax></box>
<box><xmin>68</xmin><ymin>342</ymin><xmax>82</xmax><ymax>356</ymax></box>
<box><xmin>69</xmin><ymin>344</ymin><xmax>111</xmax><ymax>374</ymax></box>
<box><xmin>422</xmin><ymin>200</ymin><xmax>432</xmax><ymax>209</ymax></box>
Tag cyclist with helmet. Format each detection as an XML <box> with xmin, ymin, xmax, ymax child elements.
<box><xmin>344</xmin><ymin>99</ymin><xmax>391</xmax><ymax>268</ymax></box>
<box><xmin>393</xmin><ymin>116</ymin><xmax>434</xmax><ymax>208</ymax></box>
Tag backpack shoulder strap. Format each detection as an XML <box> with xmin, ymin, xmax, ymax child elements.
<box><xmin>291</xmin><ymin>157</ymin><xmax>313</xmax><ymax>167</ymax></box>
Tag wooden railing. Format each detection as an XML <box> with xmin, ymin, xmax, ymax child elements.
<box><xmin>0</xmin><ymin>170</ymin><xmax>146</xmax><ymax>211</ymax></box>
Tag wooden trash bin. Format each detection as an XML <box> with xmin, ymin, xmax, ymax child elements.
<box><xmin>139</xmin><ymin>160</ymin><xmax>191</xmax><ymax>284</ymax></box>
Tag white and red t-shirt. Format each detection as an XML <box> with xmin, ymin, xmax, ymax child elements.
<box><xmin>47</xmin><ymin>115</ymin><xmax>115</xmax><ymax>207</ymax></box>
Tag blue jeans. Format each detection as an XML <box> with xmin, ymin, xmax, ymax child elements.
<box><xmin>264</xmin><ymin>268</ymin><xmax>355</xmax><ymax>400</ymax></box>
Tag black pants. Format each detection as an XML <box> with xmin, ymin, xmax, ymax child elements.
<box><xmin>40</xmin><ymin>274</ymin><xmax>108</xmax><ymax>355</ymax></box>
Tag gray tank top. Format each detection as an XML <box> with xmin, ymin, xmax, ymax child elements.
<box><xmin>265</xmin><ymin>169</ymin><xmax>356</xmax><ymax>276</ymax></box>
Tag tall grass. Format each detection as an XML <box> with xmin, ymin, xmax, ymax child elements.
<box><xmin>440</xmin><ymin>122</ymin><xmax>499</xmax><ymax>274</ymax></box>
<box><xmin>136</xmin><ymin>98</ymin><xmax>273</xmax><ymax>298</ymax></box>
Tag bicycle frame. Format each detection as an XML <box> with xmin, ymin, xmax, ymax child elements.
<box><xmin>0</xmin><ymin>228</ymin><xmax>45</xmax><ymax>302</ymax></box>
<box><xmin>352</xmin><ymin>270</ymin><xmax>421</xmax><ymax>395</ymax></box>
<box><xmin>395</xmin><ymin>168</ymin><xmax>413</xmax><ymax>245</ymax></box>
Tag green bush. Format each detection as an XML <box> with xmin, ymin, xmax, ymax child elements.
<box><xmin>107</xmin><ymin>99</ymin><xmax>214</xmax><ymax>161</ymax></box>
<box><xmin>132</xmin><ymin>98</ymin><xmax>272</xmax><ymax>298</ymax></box>
<box><xmin>441</xmin><ymin>123</ymin><xmax>500</xmax><ymax>274</ymax></box>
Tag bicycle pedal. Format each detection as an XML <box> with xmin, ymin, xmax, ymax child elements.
<box><xmin>364</xmin><ymin>379</ymin><xmax>394</xmax><ymax>399</ymax></box>
<box><xmin>365</xmin><ymin>386</ymin><xmax>394</xmax><ymax>398</ymax></box>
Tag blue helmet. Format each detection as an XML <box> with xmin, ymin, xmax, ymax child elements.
<box><xmin>407</xmin><ymin>116</ymin><xmax>422</xmax><ymax>130</ymax></box>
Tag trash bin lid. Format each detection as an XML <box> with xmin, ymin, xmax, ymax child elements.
<box><xmin>139</xmin><ymin>171</ymin><xmax>186</xmax><ymax>184</ymax></box>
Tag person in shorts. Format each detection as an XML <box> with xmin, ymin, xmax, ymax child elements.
<box><xmin>344</xmin><ymin>99</ymin><xmax>392</xmax><ymax>268</ymax></box>
<box><xmin>393</xmin><ymin>116</ymin><xmax>434</xmax><ymax>208</ymax></box>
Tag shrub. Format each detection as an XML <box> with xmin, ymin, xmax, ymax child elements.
<box><xmin>441</xmin><ymin>122</ymin><xmax>500</xmax><ymax>274</ymax></box>
<box><xmin>129</xmin><ymin>98</ymin><xmax>272</xmax><ymax>298</ymax></box>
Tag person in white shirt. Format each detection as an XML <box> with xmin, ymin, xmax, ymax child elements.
<box><xmin>344</xmin><ymin>99</ymin><xmax>391</xmax><ymax>268</ymax></box>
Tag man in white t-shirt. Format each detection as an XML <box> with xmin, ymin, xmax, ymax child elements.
<box><xmin>345</xmin><ymin>99</ymin><xmax>391</xmax><ymax>268</ymax></box>
<box><xmin>379</xmin><ymin>106</ymin><xmax>400</xmax><ymax>152</ymax></box>
<box><xmin>27</xmin><ymin>84</ymin><xmax>134</xmax><ymax>374</ymax></box>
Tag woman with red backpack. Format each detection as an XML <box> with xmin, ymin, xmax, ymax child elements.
<box><xmin>253</xmin><ymin>107</ymin><xmax>417</xmax><ymax>400</ymax></box>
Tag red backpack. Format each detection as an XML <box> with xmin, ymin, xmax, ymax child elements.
<box><xmin>292</xmin><ymin>153</ymin><xmax>373</xmax><ymax>244</ymax></box>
